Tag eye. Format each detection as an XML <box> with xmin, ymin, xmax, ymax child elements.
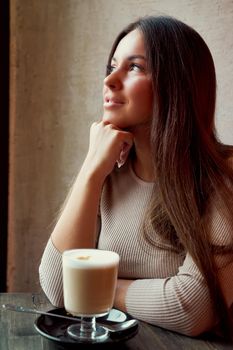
<box><xmin>129</xmin><ymin>63</ymin><xmax>144</xmax><ymax>72</ymax></box>
<box><xmin>106</xmin><ymin>64</ymin><xmax>116</xmax><ymax>75</ymax></box>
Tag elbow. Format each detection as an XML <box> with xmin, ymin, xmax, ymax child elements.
<box><xmin>143</xmin><ymin>305</ymin><xmax>215</xmax><ymax>337</ymax></box>
<box><xmin>168</xmin><ymin>288</ymin><xmax>215</xmax><ymax>337</ymax></box>
<box><xmin>170</xmin><ymin>312</ymin><xmax>214</xmax><ymax>338</ymax></box>
<box><xmin>39</xmin><ymin>267</ymin><xmax>64</xmax><ymax>308</ymax></box>
<box><xmin>40</xmin><ymin>280</ymin><xmax>64</xmax><ymax>308</ymax></box>
<box><xmin>178</xmin><ymin>325</ymin><xmax>207</xmax><ymax>338</ymax></box>
<box><xmin>42</xmin><ymin>289</ymin><xmax>63</xmax><ymax>308</ymax></box>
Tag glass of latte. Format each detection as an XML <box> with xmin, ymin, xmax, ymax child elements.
<box><xmin>62</xmin><ymin>249</ymin><xmax>119</xmax><ymax>342</ymax></box>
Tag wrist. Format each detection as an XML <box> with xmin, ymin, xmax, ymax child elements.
<box><xmin>74</xmin><ymin>160</ymin><xmax>105</xmax><ymax>193</ymax></box>
<box><xmin>114</xmin><ymin>279</ymin><xmax>134</xmax><ymax>312</ymax></box>
<box><xmin>80</xmin><ymin>154</ymin><xmax>112</xmax><ymax>186</ymax></box>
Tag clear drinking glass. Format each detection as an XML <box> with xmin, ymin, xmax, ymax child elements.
<box><xmin>62</xmin><ymin>249</ymin><xmax>119</xmax><ymax>342</ymax></box>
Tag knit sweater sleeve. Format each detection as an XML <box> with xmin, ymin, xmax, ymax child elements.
<box><xmin>125</xmin><ymin>254</ymin><xmax>233</xmax><ymax>337</ymax></box>
<box><xmin>125</xmin><ymin>254</ymin><xmax>210</xmax><ymax>336</ymax></box>
<box><xmin>125</xmin><ymin>199</ymin><xmax>233</xmax><ymax>337</ymax></box>
<box><xmin>39</xmin><ymin>237</ymin><xmax>64</xmax><ymax>307</ymax></box>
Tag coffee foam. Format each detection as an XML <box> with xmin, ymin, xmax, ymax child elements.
<box><xmin>63</xmin><ymin>249</ymin><xmax>119</xmax><ymax>269</ymax></box>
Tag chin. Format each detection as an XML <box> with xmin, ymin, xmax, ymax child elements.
<box><xmin>102</xmin><ymin>115</ymin><xmax>126</xmax><ymax>129</ymax></box>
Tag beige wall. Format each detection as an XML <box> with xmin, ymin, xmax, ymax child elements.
<box><xmin>8</xmin><ymin>0</ymin><xmax>233</xmax><ymax>291</ymax></box>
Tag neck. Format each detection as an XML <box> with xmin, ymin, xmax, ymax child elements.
<box><xmin>131</xmin><ymin>127</ymin><xmax>155</xmax><ymax>182</ymax></box>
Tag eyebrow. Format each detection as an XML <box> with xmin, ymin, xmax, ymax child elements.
<box><xmin>111</xmin><ymin>55</ymin><xmax>146</xmax><ymax>62</ymax></box>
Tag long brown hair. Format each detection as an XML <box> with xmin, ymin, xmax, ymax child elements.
<box><xmin>107</xmin><ymin>16</ymin><xmax>233</xmax><ymax>338</ymax></box>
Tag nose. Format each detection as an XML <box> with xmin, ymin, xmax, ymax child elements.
<box><xmin>103</xmin><ymin>70</ymin><xmax>122</xmax><ymax>90</ymax></box>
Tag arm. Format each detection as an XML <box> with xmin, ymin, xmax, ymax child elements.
<box><xmin>118</xmin><ymin>254</ymin><xmax>214</xmax><ymax>337</ymax></box>
<box><xmin>39</xmin><ymin>121</ymin><xmax>133</xmax><ymax>303</ymax></box>
<box><xmin>50</xmin><ymin>160</ymin><xmax>103</xmax><ymax>251</ymax></box>
<box><xmin>39</xmin><ymin>237</ymin><xmax>232</xmax><ymax>333</ymax></box>
<box><xmin>115</xmin><ymin>255</ymin><xmax>232</xmax><ymax>337</ymax></box>
<box><xmin>114</xmin><ymin>199</ymin><xmax>233</xmax><ymax>337</ymax></box>
<box><xmin>52</xmin><ymin>121</ymin><xmax>133</xmax><ymax>252</ymax></box>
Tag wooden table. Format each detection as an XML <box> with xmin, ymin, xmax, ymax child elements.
<box><xmin>0</xmin><ymin>293</ymin><xmax>232</xmax><ymax>350</ymax></box>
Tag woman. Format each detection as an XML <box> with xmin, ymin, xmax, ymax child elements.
<box><xmin>39</xmin><ymin>16</ymin><xmax>233</xmax><ymax>338</ymax></box>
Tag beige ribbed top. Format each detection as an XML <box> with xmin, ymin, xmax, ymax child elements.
<box><xmin>39</xmin><ymin>162</ymin><xmax>233</xmax><ymax>336</ymax></box>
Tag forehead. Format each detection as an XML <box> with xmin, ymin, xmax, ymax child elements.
<box><xmin>112</xmin><ymin>29</ymin><xmax>145</xmax><ymax>60</ymax></box>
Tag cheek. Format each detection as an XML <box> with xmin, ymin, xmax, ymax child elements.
<box><xmin>130</xmin><ymin>82</ymin><xmax>153</xmax><ymax>112</ymax></box>
<box><xmin>129</xmin><ymin>78</ymin><xmax>152</xmax><ymax>96</ymax></box>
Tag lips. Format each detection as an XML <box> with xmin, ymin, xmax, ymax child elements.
<box><xmin>103</xmin><ymin>96</ymin><xmax>125</xmax><ymax>107</ymax></box>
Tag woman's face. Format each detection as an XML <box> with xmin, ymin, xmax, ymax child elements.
<box><xmin>102</xmin><ymin>29</ymin><xmax>153</xmax><ymax>131</ymax></box>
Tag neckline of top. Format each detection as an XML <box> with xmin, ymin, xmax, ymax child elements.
<box><xmin>128</xmin><ymin>161</ymin><xmax>155</xmax><ymax>187</ymax></box>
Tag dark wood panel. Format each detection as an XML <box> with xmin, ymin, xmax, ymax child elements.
<box><xmin>0</xmin><ymin>0</ymin><xmax>9</xmax><ymax>292</ymax></box>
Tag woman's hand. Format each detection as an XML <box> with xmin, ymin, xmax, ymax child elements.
<box><xmin>114</xmin><ymin>279</ymin><xmax>134</xmax><ymax>312</ymax></box>
<box><xmin>84</xmin><ymin>121</ymin><xmax>134</xmax><ymax>181</ymax></box>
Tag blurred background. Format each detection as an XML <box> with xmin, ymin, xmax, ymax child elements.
<box><xmin>1</xmin><ymin>0</ymin><xmax>233</xmax><ymax>293</ymax></box>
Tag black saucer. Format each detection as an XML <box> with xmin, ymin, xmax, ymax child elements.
<box><xmin>34</xmin><ymin>307</ymin><xmax>138</xmax><ymax>346</ymax></box>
